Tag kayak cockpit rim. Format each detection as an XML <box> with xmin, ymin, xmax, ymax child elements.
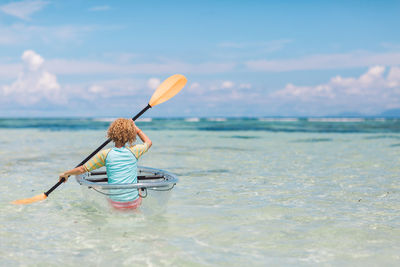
<box><xmin>75</xmin><ymin>166</ymin><xmax>178</xmax><ymax>190</ymax></box>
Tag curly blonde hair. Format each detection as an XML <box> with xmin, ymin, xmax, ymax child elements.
<box><xmin>107</xmin><ymin>118</ymin><xmax>136</xmax><ymax>147</ymax></box>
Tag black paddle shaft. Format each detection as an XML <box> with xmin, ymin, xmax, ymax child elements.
<box><xmin>44</xmin><ymin>104</ymin><xmax>152</xmax><ymax>197</ymax></box>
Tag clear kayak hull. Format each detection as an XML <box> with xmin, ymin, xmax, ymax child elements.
<box><xmin>75</xmin><ymin>166</ymin><xmax>178</xmax><ymax>213</ymax></box>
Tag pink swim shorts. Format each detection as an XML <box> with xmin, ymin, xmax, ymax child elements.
<box><xmin>108</xmin><ymin>196</ymin><xmax>142</xmax><ymax>210</ymax></box>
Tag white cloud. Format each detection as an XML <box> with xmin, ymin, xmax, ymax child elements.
<box><xmin>21</xmin><ymin>50</ymin><xmax>400</xmax><ymax>78</ymax></box>
<box><xmin>22</xmin><ymin>50</ymin><xmax>44</xmax><ymax>71</ymax></box>
<box><xmin>88</xmin><ymin>85</ymin><xmax>104</xmax><ymax>94</ymax></box>
<box><xmin>83</xmin><ymin>78</ymin><xmax>147</xmax><ymax>99</ymax></box>
<box><xmin>0</xmin><ymin>24</ymin><xmax>96</xmax><ymax>45</ymax></box>
<box><xmin>185</xmin><ymin>80</ymin><xmax>257</xmax><ymax>105</ymax></box>
<box><xmin>0</xmin><ymin>63</ymin><xmax>21</xmax><ymax>78</ymax></box>
<box><xmin>210</xmin><ymin>80</ymin><xmax>239</xmax><ymax>91</ymax></box>
<box><xmin>147</xmin><ymin>78</ymin><xmax>161</xmax><ymax>90</ymax></box>
<box><xmin>272</xmin><ymin>65</ymin><xmax>400</xmax><ymax>115</ymax></box>
<box><xmin>2</xmin><ymin>50</ymin><xmax>65</xmax><ymax>105</ymax></box>
<box><xmin>239</xmin><ymin>83</ymin><xmax>252</xmax><ymax>89</ymax></box>
<box><xmin>3</xmin><ymin>50</ymin><xmax>397</xmax><ymax>77</ymax></box>
<box><xmin>188</xmin><ymin>82</ymin><xmax>200</xmax><ymax>92</ymax></box>
<box><xmin>38</xmin><ymin>71</ymin><xmax>59</xmax><ymax>90</ymax></box>
<box><xmin>387</xmin><ymin>66</ymin><xmax>400</xmax><ymax>87</ymax></box>
<box><xmin>246</xmin><ymin>51</ymin><xmax>400</xmax><ymax>72</ymax></box>
<box><xmin>189</xmin><ymin>80</ymin><xmax>253</xmax><ymax>95</ymax></box>
<box><xmin>44</xmin><ymin>59</ymin><xmax>236</xmax><ymax>75</ymax></box>
<box><xmin>221</xmin><ymin>81</ymin><xmax>234</xmax><ymax>89</ymax></box>
<box><xmin>0</xmin><ymin>0</ymin><xmax>48</xmax><ymax>20</ymax></box>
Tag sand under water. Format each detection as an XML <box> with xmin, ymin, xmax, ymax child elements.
<box><xmin>1</xmin><ymin>118</ymin><xmax>399</xmax><ymax>265</ymax></box>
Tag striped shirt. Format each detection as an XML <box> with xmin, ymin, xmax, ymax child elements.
<box><xmin>83</xmin><ymin>143</ymin><xmax>149</xmax><ymax>202</ymax></box>
<box><xmin>83</xmin><ymin>143</ymin><xmax>149</xmax><ymax>172</ymax></box>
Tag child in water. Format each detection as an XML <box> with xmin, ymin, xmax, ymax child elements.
<box><xmin>59</xmin><ymin>118</ymin><xmax>152</xmax><ymax>209</ymax></box>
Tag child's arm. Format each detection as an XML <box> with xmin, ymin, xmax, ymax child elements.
<box><xmin>134</xmin><ymin>123</ymin><xmax>152</xmax><ymax>148</ymax></box>
<box><xmin>59</xmin><ymin>166</ymin><xmax>86</xmax><ymax>182</ymax></box>
<box><xmin>59</xmin><ymin>149</ymin><xmax>109</xmax><ymax>182</ymax></box>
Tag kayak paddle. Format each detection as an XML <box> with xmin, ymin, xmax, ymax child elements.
<box><xmin>12</xmin><ymin>74</ymin><xmax>187</xmax><ymax>205</ymax></box>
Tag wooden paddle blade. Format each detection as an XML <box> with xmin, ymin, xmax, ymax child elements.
<box><xmin>149</xmin><ymin>74</ymin><xmax>187</xmax><ymax>107</ymax></box>
<box><xmin>11</xmin><ymin>193</ymin><xmax>47</xmax><ymax>205</ymax></box>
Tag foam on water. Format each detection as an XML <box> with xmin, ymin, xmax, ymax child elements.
<box><xmin>206</xmin><ymin>118</ymin><xmax>227</xmax><ymax>122</ymax></box>
<box><xmin>93</xmin><ymin>118</ymin><xmax>117</xmax><ymax>122</ymax></box>
<box><xmin>308</xmin><ymin>118</ymin><xmax>365</xmax><ymax>122</ymax></box>
<box><xmin>259</xmin><ymin>118</ymin><xmax>299</xmax><ymax>122</ymax></box>
<box><xmin>184</xmin><ymin>118</ymin><xmax>200</xmax><ymax>122</ymax></box>
<box><xmin>136</xmin><ymin>118</ymin><xmax>152</xmax><ymax>122</ymax></box>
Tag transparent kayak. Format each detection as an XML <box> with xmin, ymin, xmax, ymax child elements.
<box><xmin>75</xmin><ymin>166</ymin><xmax>178</xmax><ymax>212</ymax></box>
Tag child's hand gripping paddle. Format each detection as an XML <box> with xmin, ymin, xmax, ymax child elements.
<box><xmin>12</xmin><ymin>74</ymin><xmax>187</xmax><ymax>205</ymax></box>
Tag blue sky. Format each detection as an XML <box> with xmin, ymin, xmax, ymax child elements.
<box><xmin>0</xmin><ymin>0</ymin><xmax>399</xmax><ymax>117</ymax></box>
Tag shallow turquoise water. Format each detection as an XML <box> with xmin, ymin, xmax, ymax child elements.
<box><xmin>1</xmin><ymin>120</ymin><xmax>400</xmax><ymax>265</ymax></box>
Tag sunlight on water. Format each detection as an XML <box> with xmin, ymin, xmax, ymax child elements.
<box><xmin>1</xmin><ymin>119</ymin><xmax>399</xmax><ymax>265</ymax></box>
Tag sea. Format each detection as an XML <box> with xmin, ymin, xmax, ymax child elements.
<box><xmin>0</xmin><ymin>117</ymin><xmax>399</xmax><ymax>266</ymax></box>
